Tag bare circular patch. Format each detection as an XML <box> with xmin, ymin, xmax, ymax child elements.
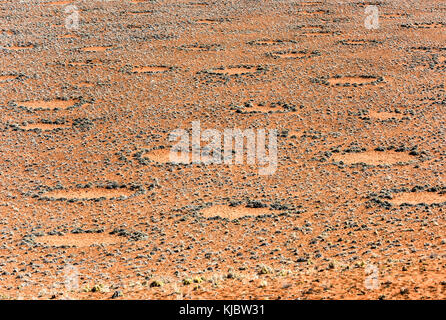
<box><xmin>202</xmin><ymin>65</ymin><xmax>266</xmax><ymax>79</ymax></box>
<box><xmin>6</xmin><ymin>44</ymin><xmax>34</xmax><ymax>51</ymax></box>
<box><xmin>0</xmin><ymin>75</ymin><xmax>18</xmax><ymax>82</ymax></box>
<box><xmin>338</xmin><ymin>39</ymin><xmax>381</xmax><ymax>46</ymax></box>
<box><xmin>332</xmin><ymin>151</ymin><xmax>415</xmax><ymax>165</ymax></box>
<box><xmin>35</xmin><ymin>233</ymin><xmax>124</xmax><ymax>247</ymax></box>
<box><xmin>368</xmin><ymin>111</ymin><xmax>407</xmax><ymax>121</ymax></box>
<box><xmin>267</xmin><ymin>50</ymin><xmax>320</xmax><ymax>59</ymax></box>
<box><xmin>19</xmin><ymin>122</ymin><xmax>71</xmax><ymax>131</ymax></box>
<box><xmin>210</xmin><ymin>67</ymin><xmax>257</xmax><ymax>75</ymax></box>
<box><xmin>401</xmin><ymin>22</ymin><xmax>446</xmax><ymax>29</ymax></box>
<box><xmin>143</xmin><ymin>148</ymin><xmax>191</xmax><ymax>164</ymax></box>
<box><xmin>327</xmin><ymin>76</ymin><xmax>381</xmax><ymax>86</ymax></box>
<box><xmin>390</xmin><ymin>192</ymin><xmax>446</xmax><ymax>206</ymax></box>
<box><xmin>80</xmin><ymin>46</ymin><xmax>112</xmax><ymax>52</ymax></box>
<box><xmin>299</xmin><ymin>9</ymin><xmax>329</xmax><ymax>16</ymax></box>
<box><xmin>315</xmin><ymin>75</ymin><xmax>384</xmax><ymax>87</ymax></box>
<box><xmin>131</xmin><ymin>66</ymin><xmax>171</xmax><ymax>73</ymax></box>
<box><xmin>140</xmin><ymin>148</ymin><xmax>215</xmax><ymax>165</ymax></box>
<box><xmin>201</xmin><ymin>205</ymin><xmax>272</xmax><ymax>219</ymax></box>
<box><xmin>41</xmin><ymin>187</ymin><xmax>135</xmax><ymax>200</ymax></box>
<box><xmin>247</xmin><ymin>39</ymin><xmax>297</xmax><ymax>46</ymax></box>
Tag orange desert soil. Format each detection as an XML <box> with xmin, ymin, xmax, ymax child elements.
<box><xmin>0</xmin><ymin>0</ymin><xmax>444</xmax><ymax>300</ymax></box>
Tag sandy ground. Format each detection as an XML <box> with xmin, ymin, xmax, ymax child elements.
<box><xmin>0</xmin><ymin>0</ymin><xmax>445</xmax><ymax>300</ymax></box>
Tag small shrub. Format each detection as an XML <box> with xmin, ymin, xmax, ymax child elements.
<box><xmin>150</xmin><ymin>280</ymin><xmax>163</xmax><ymax>287</ymax></box>
<box><xmin>258</xmin><ymin>264</ymin><xmax>273</xmax><ymax>275</ymax></box>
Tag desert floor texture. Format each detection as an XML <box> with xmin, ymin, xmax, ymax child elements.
<box><xmin>0</xmin><ymin>0</ymin><xmax>445</xmax><ymax>300</ymax></box>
